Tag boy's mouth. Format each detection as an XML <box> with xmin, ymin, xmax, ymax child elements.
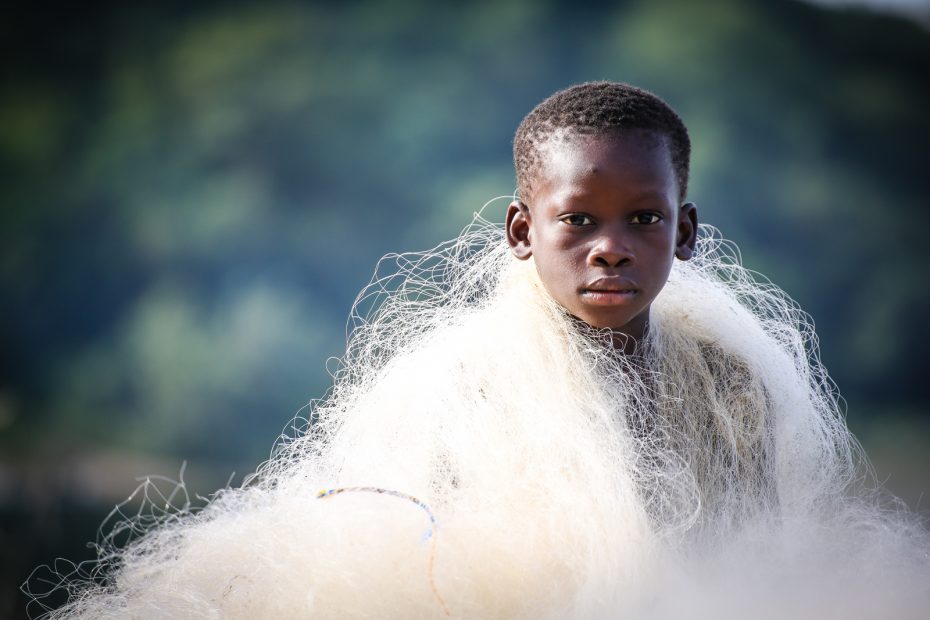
<box><xmin>581</xmin><ymin>278</ymin><xmax>638</xmax><ymax>305</ymax></box>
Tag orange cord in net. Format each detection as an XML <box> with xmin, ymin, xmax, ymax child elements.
<box><xmin>316</xmin><ymin>486</ymin><xmax>451</xmax><ymax>617</ymax></box>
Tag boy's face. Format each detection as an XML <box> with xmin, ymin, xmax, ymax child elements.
<box><xmin>506</xmin><ymin>129</ymin><xmax>697</xmax><ymax>340</ymax></box>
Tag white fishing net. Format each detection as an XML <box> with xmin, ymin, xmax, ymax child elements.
<box><xmin>27</xmin><ymin>206</ymin><xmax>930</xmax><ymax>619</ymax></box>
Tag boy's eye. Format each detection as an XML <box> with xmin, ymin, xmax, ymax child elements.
<box><xmin>630</xmin><ymin>212</ymin><xmax>662</xmax><ymax>225</ymax></box>
<box><xmin>560</xmin><ymin>214</ymin><xmax>594</xmax><ymax>226</ymax></box>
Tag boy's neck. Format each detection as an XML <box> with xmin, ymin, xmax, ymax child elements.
<box><xmin>569</xmin><ymin>315</ymin><xmax>647</xmax><ymax>356</ymax></box>
<box><xmin>610</xmin><ymin>330</ymin><xmax>641</xmax><ymax>356</ymax></box>
<box><xmin>612</xmin><ymin>312</ymin><xmax>649</xmax><ymax>356</ymax></box>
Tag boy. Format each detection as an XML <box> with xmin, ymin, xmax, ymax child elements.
<box><xmin>37</xmin><ymin>83</ymin><xmax>928</xmax><ymax>619</ymax></box>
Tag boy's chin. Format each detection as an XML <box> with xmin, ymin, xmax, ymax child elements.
<box><xmin>570</xmin><ymin>313</ymin><xmax>639</xmax><ymax>333</ymax></box>
<box><xmin>568</xmin><ymin>309</ymin><xmax>650</xmax><ymax>340</ymax></box>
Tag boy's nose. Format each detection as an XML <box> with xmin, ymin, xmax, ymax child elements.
<box><xmin>589</xmin><ymin>234</ymin><xmax>633</xmax><ymax>268</ymax></box>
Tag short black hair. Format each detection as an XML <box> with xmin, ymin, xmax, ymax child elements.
<box><xmin>514</xmin><ymin>81</ymin><xmax>691</xmax><ymax>203</ymax></box>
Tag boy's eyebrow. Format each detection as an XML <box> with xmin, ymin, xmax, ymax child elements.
<box><xmin>554</xmin><ymin>188</ymin><xmax>675</xmax><ymax>207</ymax></box>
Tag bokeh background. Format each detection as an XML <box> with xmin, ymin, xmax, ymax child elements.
<box><xmin>3</xmin><ymin>0</ymin><xmax>929</xmax><ymax>616</ymax></box>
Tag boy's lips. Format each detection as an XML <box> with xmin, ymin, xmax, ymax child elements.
<box><xmin>580</xmin><ymin>278</ymin><xmax>639</xmax><ymax>305</ymax></box>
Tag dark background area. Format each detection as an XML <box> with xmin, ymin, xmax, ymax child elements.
<box><xmin>3</xmin><ymin>0</ymin><xmax>929</xmax><ymax>617</ymax></box>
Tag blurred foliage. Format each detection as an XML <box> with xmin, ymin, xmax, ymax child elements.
<box><xmin>2</xmin><ymin>0</ymin><xmax>929</xmax><ymax>616</ymax></box>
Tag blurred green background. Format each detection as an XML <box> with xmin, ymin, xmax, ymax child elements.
<box><xmin>3</xmin><ymin>0</ymin><xmax>929</xmax><ymax>616</ymax></box>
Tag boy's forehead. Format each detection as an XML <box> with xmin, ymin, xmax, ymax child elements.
<box><xmin>528</xmin><ymin>129</ymin><xmax>675</xmax><ymax>202</ymax></box>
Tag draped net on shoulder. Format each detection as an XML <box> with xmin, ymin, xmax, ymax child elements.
<box><xmin>29</xmin><ymin>215</ymin><xmax>930</xmax><ymax>619</ymax></box>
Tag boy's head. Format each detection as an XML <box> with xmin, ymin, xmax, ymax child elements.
<box><xmin>506</xmin><ymin>82</ymin><xmax>697</xmax><ymax>340</ymax></box>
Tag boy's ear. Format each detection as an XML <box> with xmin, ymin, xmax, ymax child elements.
<box><xmin>506</xmin><ymin>200</ymin><xmax>533</xmax><ymax>260</ymax></box>
<box><xmin>675</xmin><ymin>202</ymin><xmax>698</xmax><ymax>260</ymax></box>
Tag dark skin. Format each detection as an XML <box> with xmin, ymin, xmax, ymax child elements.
<box><xmin>506</xmin><ymin>129</ymin><xmax>698</xmax><ymax>354</ymax></box>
